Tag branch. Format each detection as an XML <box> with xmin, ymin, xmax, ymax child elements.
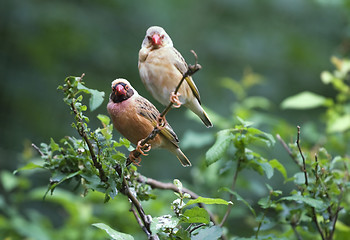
<box><xmin>276</xmin><ymin>134</ymin><xmax>303</xmax><ymax>171</ymax></box>
<box><xmin>71</xmin><ymin>101</ymin><xmax>107</xmax><ymax>182</ymax></box>
<box><xmin>290</xmin><ymin>223</ymin><xmax>302</xmax><ymax>240</ymax></box>
<box><xmin>32</xmin><ymin>143</ymin><xmax>44</xmax><ymax>157</ymax></box>
<box><xmin>296</xmin><ymin>126</ymin><xmax>308</xmax><ymax>186</ymax></box>
<box><xmin>115</xmin><ymin>166</ymin><xmax>158</xmax><ymax>239</ymax></box>
<box><xmin>219</xmin><ymin>158</ymin><xmax>242</xmax><ymax>227</ymax></box>
<box><xmin>137</xmin><ymin>175</ymin><xmax>219</xmax><ymax>226</ymax></box>
<box><xmin>312</xmin><ymin>207</ymin><xmax>325</xmax><ymax>240</ymax></box>
<box><xmin>127</xmin><ymin>50</ymin><xmax>201</xmax><ymax>165</ymax></box>
<box><xmin>314</xmin><ymin>154</ymin><xmax>319</xmax><ymax>183</ymax></box>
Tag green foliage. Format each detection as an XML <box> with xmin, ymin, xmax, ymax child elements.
<box><xmin>9</xmin><ymin>77</ymin><xmax>229</xmax><ymax>239</ymax></box>
<box><xmin>92</xmin><ymin>223</ymin><xmax>134</xmax><ymax>240</ymax></box>
<box><xmin>206</xmin><ymin>117</ymin><xmax>284</xmax><ymax>180</ymax></box>
<box><xmin>4</xmin><ymin>58</ymin><xmax>350</xmax><ymax>239</ymax></box>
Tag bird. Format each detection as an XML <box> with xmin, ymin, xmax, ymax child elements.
<box><xmin>138</xmin><ymin>26</ymin><xmax>213</xmax><ymax>128</ymax></box>
<box><xmin>107</xmin><ymin>78</ymin><xmax>191</xmax><ymax>167</ymax></box>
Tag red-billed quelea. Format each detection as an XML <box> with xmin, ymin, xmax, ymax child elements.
<box><xmin>107</xmin><ymin>78</ymin><xmax>191</xmax><ymax>167</ymax></box>
<box><xmin>138</xmin><ymin>26</ymin><xmax>213</xmax><ymax>128</ymax></box>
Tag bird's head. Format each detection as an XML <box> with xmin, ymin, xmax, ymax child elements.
<box><xmin>142</xmin><ymin>26</ymin><xmax>173</xmax><ymax>49</ymax></box>
<box><xmin>110</xmin><ymin>78</ymin><xmax>137</xmax><ymax>103</ymax></box>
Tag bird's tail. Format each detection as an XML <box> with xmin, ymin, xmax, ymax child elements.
<box><xmin>174</xmin><ymin>148</ymin><xmax>191</xmax><ymax>167</ymax></box>
<box><xmin>200</xmin><ymin>110</ymin><xmax>213</xmax><ymax>128</ymax></box>
<box><xmin>186</xmin><ymin>99</ymin><xmax>213</xmax><ymax>128</ymax></box>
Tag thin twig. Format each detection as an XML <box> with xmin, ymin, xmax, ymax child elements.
<box><xmin>137</xmin><ymin>175</ymin><xmax>218</xmax><ymax>226</ymax></box>
<box><xmin>219</xmin><ymin>158</ymin><xmax>242</xmax><ymax>227</ymax></box>
<box><xmin>130</xmin><ymin>204</ymin><xmax>151</xmax><ymax>239</ymax></box>
<box><xmin>330</xmin><ymin>206</ymin><xmax>343</xmax><ymax>239</ymax></box>
<box><xmin>189</xmin><ymin>223</ymin><xmax>206</xmax><ymax>233</ymax></box>
<box><xmin>314</xmin><ymin>154</ymin><xmax>319</xmax><ymax>183</ymax></box>
<box><xmin>291</xmin><ymin>223</ymin><xmax>302</xmax><ymax>240</ymax></box>
<box><xmin>71</xmin><ymin>102</ymin><xmax>107</xmax><ymax>182</ymax></box>
<box><xmin>255</xmin><ymin>193</ymin><xmax>271</xmax><ymax>239</ymax></box>
<box><xmin>32</xmin><ymin>143</ymin><xmax>44</xmax><ymax>157</ymax></box>
<box><xmin>329</xmin><ymin>184</ymin><xmax>344</xmax><ymax>239</ymax></box>
<box><xmin>312</xmin><ymin>207</ymin><xmax>325</xmax><ymax>240</ymax></box>
<box><xmin>296</xmin><ymin>126</ymin><xmax>308</xmax><ymax>186</ymax></box>
<box><xmin>127</xmin><ymin>50</ymin><xmax>201</xmax><ymax>165</ymax></box>
<box><xmin>276</xmin><ymin>134</ymin><xmax>303</xmax><ymax>171</ymax></box>
<box><xmin>114</xmin><ymin>166</ymin><xmax>157</xmax><ymax>239</ymax></box>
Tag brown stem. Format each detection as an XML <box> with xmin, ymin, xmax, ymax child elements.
<box><xmin>312</xmin><ymin>207</ymin><xmax>325</xmax><ymax>240</ymax></box>
<box><xmin>32</xmin><ymin>143</ymin><xmax>44</xmax><ymax>157</ymax></box>
<box><xmin>219</xmin><ymin>158</ymin><xmax>242</xmax><ymax>227</ymax></box>
<box><xmin>314</xmin><ymin>154</ymin><xmax>319</xmax><ymax>183</ymax></box>
<box><xmin>276</xmin><ymin>134</ymin><xmax>304</xmax><ymax>171</ymax></box>
<box><xmin>71</xmin><ymin>102</ymin><xmax>107</xmax><ymax>182</ymax></box>
<box><xmin>137</xmin><ymin>175</ymin><xmax>219</xmax><ymax>226</ymax></box>
<box><xmin>189</xmin><ymin>223</ymin><xmax>206</xmax><ymax>233</ymax></box>
<box><xmin>296</xmin><ymin>126</ymin><xmax>308</xmax><ymax>186</ymax></box>
<box><xmin>291</xmin><ymin>223</ymin><xmax>302</xmax><ymax>240</ymax></box>
<box><xmin>114</xmin><ymin>166</ymin><xmax>157</xmax><ymax>239</ymax></box>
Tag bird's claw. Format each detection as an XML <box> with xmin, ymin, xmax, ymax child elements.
<box><xmin>170</xmin><ymin>92</ymin><xmax>182</xmax><ymax>108</ymax></box>
<box><xmin>136</xmin><ymin>140</ymin><xmax>151</xmax><ymax>156</ymax></box>
<box><xmin>157</xmin><ymin>115</ymin><xmax>167</xmax><ymax>130</ymax></box>
<box><xmin>127</xmin><ymin>141</ymin><xmax>151</xmax><ymax>167</ymax></box>
<box><xmin>128</xmin><ymin>150</ymin><xmax>142</xmax><ymax>166</ymax></box>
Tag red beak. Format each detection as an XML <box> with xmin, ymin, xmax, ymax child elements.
<box><xmin>115</xmin><ymin>84</ymin><xmax>126</xmax><ymax>95</ymax></box>
<box><xmin>151</xmin><ymin>34</ymin><xmax>161</xmax><ymax>45</ymax></box>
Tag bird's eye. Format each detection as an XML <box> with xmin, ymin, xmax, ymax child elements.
<box><xmin>125</xmin><ymin>85</ymin><xmax>129</xmax><ymax>90</ymax></box>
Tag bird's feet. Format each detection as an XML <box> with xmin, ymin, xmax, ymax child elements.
<box><xmin>170</xmin><ymin>92</ymin><xmax>182</xmax><ymax>108</ymax></box>
<box><xmin>156</xmin><ymin>115</ymin><xmax>167</xmax><ymax>130</ymax></box>
<box><xmin>128</xmin><ymin>150</ymin><xmax>142</xmax><ymax>166</ymax></box>
<box><xmin>136</xmin><ymin>140</ymin><xmax>151</xmax><ymax>156</ymax></box>
<box><xmin>127</xmin><ymin>140</ymin><xmax>151</xmax><ymax>166</ymax></box>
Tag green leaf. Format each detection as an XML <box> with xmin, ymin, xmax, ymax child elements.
<box><xmin>255</xmin><ymin>160</ymin><xmax>274</xmax><ymax>179</ymax></box>
<box><xmin>281</xmin><ymin>91</ymin><xmax>327</xmax><ymax>109</ymax></box>
<box><xmin>50</xmin><ymin>138</ymin><xmax>60</xmax><ymax>152</ymax></box>
<box><xmin>182</xmin><ymin>206</ymin><xmax>210</xmax><ymax>224</ymax></box>
<box><xmin>89</xmin><ymin>89</ymin><xmax>105</xmax><ymax>111</ymax></box>
<box><xmin>321</xmin><ymin>71</ymin><xmax>333</xmax><ymax>84</ymax></box>
<box><xmin>192</xmin><ymin>225</ymin><xmax>223</xmax><ymax>240</ymax></box>
<box><xmin>77</xmin><ymin>83</ymin><xmax>105</xmax><ymax>111</ymax></box>
<box><xmin>14</xmin><ymin>162</ymin><xmax>43</xmax><ymax>174</ymax></box>
<box><xmin>269</xmin><ymin>159</ymin><xmax>287</xmax><ymax>179</ymax></box>
<box><xmin>293</xmin><ymin>172</ymin><xmax>306</xmax><ymax>185</ymax></box>
<box><xmin>247</xmin><ymin>128</ymin><xmax>275</xmax><ymax>147</ymax></box>
<box><xmin>97</xmin><ymin>114</ymin><xmax>110</xmax><ymax>126</ymax></box>
<box><xmin>92</xmin><ymin>223</ymin><xmax>134</xmax><ymax>240</ymax></box>
<box><xmin>258</xmin><ymin>196</ymin><xmax>270</xmax><ymax>209</ymax></box>
<box><xmin>173</xmin><ymin>179</ymin><xmax>183</xmax><ymax>193</ymax></box>
<box><xmin>206</xmin><ymin>130</ymin><xmax>233</xmax><ymax>166</ymax></box>
<box><xmin>219</xmin><ymin>187</ymin><xmax>256</xmax><ymax>216</ymax></box>
<box><xmin>279</xmin><ymin>195</ymin><xmax>327</xmax><ymax>210</ymax></box>
<box><xmin>327</xmin><ymin>114</ymin><xmax>350</xmax><ymax>133</ymax></box>
<box><xmin>1</xmin><ymin>171</ymin><xmax>19</xmax><ymax>191</ymax></box>
<box><xmin>237</xmin><ymin>116</ymin><xmax>254</xmax><ymax>127</ymax></box>
<box><xmin>185</xmin><ymin>196</ymin><xmax>232</xmax><ymax>207</ymax></box>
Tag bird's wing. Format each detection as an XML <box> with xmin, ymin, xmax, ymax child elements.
<box><xmin>172</xmin><ymin>48</ymin><xmax>201</xmax><ymax>103</ymax></box>
<box><xmin>135</xmin><ymin>97</ymin><xmax>179</xmax><ymax>145</ymax></box>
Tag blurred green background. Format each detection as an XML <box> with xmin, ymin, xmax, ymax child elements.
<box><xmin>1</xmin><ymin>0</ymin><xmax>350</xmax><ymax>239</ymax></box>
